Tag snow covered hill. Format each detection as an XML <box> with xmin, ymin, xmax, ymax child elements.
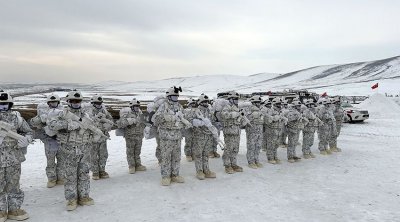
<box><xmin>98</xmin><ymin>56</ymin><xmax>400</xmax><ymax>97</ymax></box>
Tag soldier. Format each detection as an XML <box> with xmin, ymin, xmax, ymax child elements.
<box><xmin>301</xmin><ymin>99</ymin><xmax>320</xmax><ymax>159</ymax></box>
<box><xmin>0</xmin><ymin>90</ymin><xmax>32</xmax><ymax>221</ymax></box>
<box><xmin>286</xmin><ymin>100</ymin><xmax>307</xmax><ymax>163</ymax></box>
<box><xmin>183</xmin><ymin>98</ymin><xmax>197</xmax><ymax>162</ymax></box>
<box><xmin>261</xmin><ymin>99</ymin><xmax>272</xmax><ymax>152</ymax></box>
<box><xmin>220</xmin><ymin>91</ymin><xmax>246</xmax><ymax>174</ymax></box>
<box><xmin>30</xmin><ymin>94</ymin><xmax>64</xmax><ymax>188</ymax></box>
<box><xmin>117</xmin><ymin>98</ymin><xmax>146</xmax><ymax>174</ymax></box>
<box><xmin>190</xmin><ymin>94</ymin><xmax>217</xmax><ymax>180</ymax></box>
<box><xmin>316</xmin><ymin>98</ymin><xmax>336</xmax><ymax>155</ymax></box>
<box><xmin>263</xmin><ymin>98</ymin><xmax>286</xmax><ymax>164</ymax></box>
<box><xmin>329</xmin><ymin>97</ymin><xmax>344</xmax><ymax>152</ymax></box>
<box><xmin>86</xmin><ymin>95</ymin><xmax>114</xmax><ymax>180</ymax></box>
<box><xmin>153</xmin><ymin>87</ymin><xmax>192</xmax><ymax>186</ymax></box>
<box><xmin>47</xmin><ymin>90</ymin><xmax>97</xmax><ymax>211</ymax></box>
<box><xmin>245</xmin><ymin>96</ymin><xmax>264</xmax><ymax>169</ymax></box>
<box><xmin>279</xmin><ymin>99</ymin><xmax>289</xmax><ymax>147</ymax></box>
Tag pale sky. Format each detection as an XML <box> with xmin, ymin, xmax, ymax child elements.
<box><xmin>1</xmin><ymin>0</ymin><xmax>399</xmax><ymax>83</ymax></box>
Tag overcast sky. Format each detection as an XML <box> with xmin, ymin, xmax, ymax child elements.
<box><xmin>1</xmin><ymin>0</ymin><xmax>399</xmax><ymax>83</ymax></box>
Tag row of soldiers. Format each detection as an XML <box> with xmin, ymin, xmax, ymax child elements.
<box><xmin>0</xmin><ymin>87</ymin><xmax>343</xmax><ymax>219</ymax></box>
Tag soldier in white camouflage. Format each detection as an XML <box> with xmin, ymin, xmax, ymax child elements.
<box><xmin>30</xmin><ymin>94</ymin><xmax>64</xmax><ymax>188</ymax></box>
<box><xmin>301</xmin><ymin>99</ymin><xmax>320</xmax><ymax>159</ymax></box>
<box><xmin>0</xmin><ymin>90</ymin><xmax>33</xmax><ymax>221</ymax></box>
<box><xmin>153</xmin><ymin>87</ymin><xmax>192</xmax><ymax>186</ymax></box>
<box><xmin>286</xmin><ymin>99</ymin><xmax>307</xmax><ymax>163</ymax></box>
<box><xmin>117</xmin><ymin>98</ymin><xmax>147</xmax><ymax>174</ymax></box>
<box><xmin>86</xmin><ymin>95</ymin><xmax>114</xmax><ymax>180</ymax></box>
<box><xmin>209</xmin><ymin>97</ymin><xmax>222</xmax><ymax>158</ymax></box>
<box><xmin>220</xmin><ymin>91</ymin><xmax>246</xmax><ymax>174</ymax></box>
<box><xmin>190</xmin><ymin>94</ymin><xmax>217</xmax><ymax>180</ymax></box>
<box><xmin>316</xmin><ymin>98</ymin><xmax>337</xmax><ymax>155</ymax></box>
<box><xmin>263</xmin><ymin>97</ymin><xmax>286</xmax><ymax>164</ymax></box>
<box><xmin>47</xmin><ymin>90</ymin><xmax>96</xmax><ymax>211</ymax></box>
<box><xmin>329</xmin><ymin>97</ymin><xmax>344</xmax><ymax>152</ymax></box>
<box><xmin>245</xmin><ymin>96</ymin><xmax>264</xmax><ymax>169</ymax></box>
<box><xmin>183</xmin><ymin>98</ymin><xmax>197</xmax><ymax>162</ymax></box>
<box><xmin>261</xmin><ymin>99</ymin><xmax>272</xmax><ymax>152</ymax></box>
<box><xmin>279</xmin><ymin>99</ymin><xmax>289</xmax><ymax>147</ymax></box>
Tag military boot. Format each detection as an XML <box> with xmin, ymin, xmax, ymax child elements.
<box><xmin>267</xmin><ymin>159</ymin><xmax>276</xmax><ymax>164</ymax></box>
<box><xmin>171</xmin><ymin>175</ymin><xmax>185</xmax><ymax>183</ymax></box>
<box><xmin>56</xmin><ymin>179</ymin><xmax>64</xmax><ymax>185</ymax></box>
<box><xmin>208</xmin><ymin>152</ymin><xmax>215</xmax><ymax>158</ymax></box>
<box><xmin>66</xmin><ymin>199</ymin><xmax>78</xmax><ymax>211</ymax></box>
<box><xmin>129</xmin><ymin>167</ymin><xmax>136</xmax><ymax>174</ymax></box>
<box><xmin>293</xmin><ymin>156</ymin><xmax>301</xmax><ymax>162</ymax></box>
<box><xmin>92</xmin><ymin>173</ymin><xmax>100</xmax><ymax>180</ymax></box>
<box><xmin>320</xmin><ymin>150</ymin><xmax>328</xmax><ymax>155</ymax></box>
<box><xmin>196</xmin><ymin>171</ymin><xmax>205</xmax><ymax>180</ymax></box>
<box><xmin>7</xmin><ymin>209</ymin><xmax>29</xmax><ymax>221</ymax></box>
<box><xmin>186</xmin><ymin>155</ymin><xmax>193</xmax><ymax>162</ymax></box>
<box><xmin>326</xmin><ymin>149</ymin><xmax>333</xmax><ymax>155</ymax></box>
<box><xmin>0</xmin><ymin>211</ymin><xmax>7</xmax><ymax>222</ymax></box>
<box><xmin>47</xmin><ymin>179</ymin><xmax>57</xmax><ymax>188</ymax></box>
<box><xmin>303</xmin><ymin>154</ymin><xmax>311</xmax><ymax>159</ymax></box>
<box><xmin>309</xmin><ymin>153</ymin><xmax>316</xmax><ymax>158</ymax></box>
<box><xmin>256</xmin><ymin>162</ymin><xmax>263</xmax><ymax>168</ymax></box>
<box><xmin>135</xmin><ymin>164</ymin><xmax>147</xmax><ymax>171</ymax></box>
<box><xmin>161</xmin><ymin>177</ymin><xmax>171</xmax><ymax>186</ymax></box>
<box><xmin>331</xmin><ymin>147</ymin><xmax>342</xmax><ymax>152</ymax></box>
<box><xmin>232</xmin><ymin>165</ymin><xmax>243</xmax><ymax>172</ymax></box>
<box><xmin>248</xmin><ymin>163</ymin><xmax>257</xmax><ymax>169</ymax></box>
<box><xmin>78</xmin><ymin>197</ymin><xmax>94</xmax><ymax>206</ymax></box>
<box><xmin>213</xmin><ymin>151</ymin><xmax>221</xmax><ymax>158</ymax></box>
<box><xmin>288</xmin><ymin>158</ymin><xmax>295</xmax><ymax>163</ymax></box>
<box><xmin>274</xmin><ymin>158</ymin><xmax>282</xmax><ymax>164</ymax></box>
<box><xmin>99</xmin><ymin>171</ymin><xmax>109</xmax><ymax>179</ymax></box>
<box><xmin>204</xmin><ymin>170</ymin><xmax>216</xmax><ymax>178</ymax></box>
<box><xmin>225</xmin><ymin>166</ymin><xmax>234</xmax><ymax>174</ymax></box>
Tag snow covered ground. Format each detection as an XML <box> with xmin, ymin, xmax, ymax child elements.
<box><xmin>19</xmin><ymin>94</ymin><xmax>400</xmax><ymax>222</ymax></box>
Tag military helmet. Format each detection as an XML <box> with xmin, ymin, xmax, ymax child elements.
<box><xmin>46</xmin><ymin>94</ymin><xmax>60</xmax><ymax>105</ymax></box>
<box><xmin>272</xmin><ymin>97</ymin><xmax>281</xmax><ymax>104</ymax></box>
<box><xmin>0</xmin><ymin>90</ymin><xmax>14</xmax><ymax>108</ymax></box>
<box><xmin>129</xmin><ymin>98</ymin><xmax>141</xmax><ymax>107</ymax></box>
<box><xmin>197</xmin><ymin>94</ymin><xmax>209</xmax><ymax>104</ymax></box>
<box><xmin>227</xmin><ymin>91</ymin><xmax>239</xmax><ymax>99</ymax></box>
<box><xmin>65</xmin><ymin>90</ymin><xmax>83</xmax><ymax>101</ymax></box>
<box><xmin>91</xmin><ymin>95</ymin><xmax>103</xmax><ymax>103</ymax></box>
<box><xmin>166</xmin><ymin>86</ymin><xmax>182</xmax><ymax>97</ymax></box>
<box><xmin>249</xmin><ymin>95</ymin><xmax>262</xmax><ymax>103</ymax></box>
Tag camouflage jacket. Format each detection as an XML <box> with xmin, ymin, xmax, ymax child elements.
<box><xmin>117</xmin><ymin>107</ymin><xmax>145</xmax><ymax>137</ymax></box>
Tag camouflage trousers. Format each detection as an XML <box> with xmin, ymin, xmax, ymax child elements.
<box><xmin>155</xmin><ymin>136</ymin><xmax>161</xmax><ymax>164</ymax></box>
<box><xmin>90</xmin><ymin>141</ymin><xmax>108</xmax><ymax>174</ymax></box>
<box><xmin>287</xmin><ymin>128</ymin><xmax>300</xmax><ymax>159</ymax></box>
<box><xmin>266</xmin><ymin>127</ymin><xmax>280</xmax><ymax>161</ymax></box>
<box><xmin>210</xmin><ymin>129</ymin><xmax>221</xmax><ymax>153</ymax></box>
<box><xmin>329</xmin><ymin>122</ymin><xmax>342</xmax><ymax>149</ymax></box>
<box><xmin>160</xmin><ymin>139</ymin><xmax>182</xmax><ymax>178</ymax></box>
<box><xmin>246</xmin><ymin>125</ymin><xmax>263</xmax><ymax>164</ymax></box>
<box><xmin>192</xmin><ymin>133</ymin><xmax>213</xmax><ymax>172</ymax></box>
<box><xmin>0</xmin><ymin>164</ymin><xmax>24</xmax><ymax>212</ymax></box>
<box><xmin>262</xmin><ymin>126</ymin><xmax>267</xmax><ymax>151</ymax></box>
<box><xmin>125</xmin><ymin>136</ymin><xmax>143</xmax><ymax>168</ymax></box>
<box><xmin>62</xmin><ymin>144</ymin><xmax>90</xmax><ymax>201</ymax></box>
<box><xmin>222</xmin><ymin>134</ymin><xmax>240</xmax><ymax>167</ymax></box>
<box><xmin>318</xmin><ymin>124</ymin><xmax>330</xmax><ymax>151</ymax></box>
<box><xmin>184</xmin><ymin>133</ymin><xmax>193</xmax><ymax>157</ymax></box>
<box><xmin>44</xmin><ymin>137</ymin><xmax>64</xmax><ymax>181</ymax></box>
<box><xmin>302</xmin><ymin>128</ymin><xmax>316</xmax><ymax>155</ymax></box>
<box><xmin>280</xmin><ymin>126</ymin><xmax>288</xmax><ymax>145</ymax></box>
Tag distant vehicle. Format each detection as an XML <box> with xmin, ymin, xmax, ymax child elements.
<box><xmin>342</xmin><ymin>103</ymin><xmax>369</xmax><ymax>123</ymax></box>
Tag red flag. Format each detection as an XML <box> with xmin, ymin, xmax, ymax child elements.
<box><xmin>371</xmin><ymin>83</ymin><xmax>378</xmax><ymax>89</ymax></box>
<box><xmin>321</xmin><ymin>92</ymin><xmax>327</xmax><ymax>97</ymax></box>
<box><xmin>266</xmin><ymin>91</ymin><xmax>272</xmax><ymax>95</ymax></box>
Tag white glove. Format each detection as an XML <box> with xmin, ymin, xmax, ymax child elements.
<box><xmin>230</xmin><ymin>112</ymin><xmax>240</xmax><ymax>118</ymax></box>
<box><xmin>40</xmin><ymin>114</ymin><xmax>48</xmax><ymax>123</ymax></box>
<box><xmin>127</xmin><ymin>118</ymin><xmax>137</xmax><ymax>125</ymax></box>
<box><xmin>18</xmin><ymin>136</ymin><xmax>30</xmax><ymax>148</ymax></box>
<box><xmin>68</xmin><ymin>121</ymin><xmax>80</xmax><ymax>131</ymax></box>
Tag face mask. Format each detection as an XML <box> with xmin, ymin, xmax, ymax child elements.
<box><xmin>0</xmin><ymin>104</ymin><xmax>9</xmax><ymax>112</ymax></box>
<box><xmin>70</xmin><ymin>103</ymin><xmax>81</xmax><ymax>109</ymax></box>
<box><xmin>93</xmin><ymin>104</ymin><xmax>102</xmax><ymax>109</ymax></box>
<box><xmin>200</xmin><ymin>102</ymin><xmax>208</xmax><ymax>108</ymax></box>
<box><xmin>169</xmin><ymin>96</ymin><xmax>179</xmax><ymax>102</ymax></box>
<box><xmin>48</xmin><ymin>102</ymin><xmax>59</xmax><ymax>108</ymax></box>
<box><xmin>131</xmin><ymin>106</ymin><xmax>140</xmax><ymax>112</ymax></box>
